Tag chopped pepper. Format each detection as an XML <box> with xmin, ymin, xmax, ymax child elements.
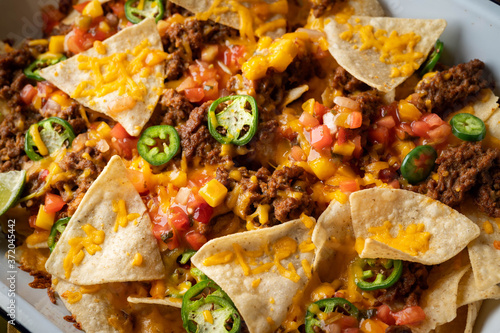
<box><xmin>400</xmin><ymin>145</ymin><xmax>437</xmax><ymax>184</ymax></box>
<box><xmin>420</xmin><ymin>40</ymin><xmax>443</xmax><ymax>76</ymax></box>
<box><xmin>125</xmin><ymin>0</ymin><xmax>164</xmax><ymax>24</ymax></box>
<box><xmin>24</xmin><ymin>55</ymin><xmax>67</xmax><ymax>81</ymax></box>
<box><xmin>355</xmin><ymin>258</ymin><xmax>403</xmax><ymax>291</ymax></box>
<box><xmin>24</xmin><ymin>117</ymin><xmax>76</xmax><ymax>161</ymax></box>
<box><xmin>450</xmin><ymin>113</ymin><xmax>486</xmax><ymax>142</ymax></box>
<box><xmin>137</xmin><ymin>125</ymin><xmax>180</xmax><ymax>166</ymax></box>
<box><xmin>305</xmin><ymin>297</ymin><xmax>360</xmax><ymax>333</ymax></box>
<box><xmin>48</xmin><ymin>217</ymin><xmax>70</xmax><ymax>252</ymax></box>
<box><xmin>208</xmin><ymin>95</ymin><xmax>259</xmax><ymax>146</ymax></box>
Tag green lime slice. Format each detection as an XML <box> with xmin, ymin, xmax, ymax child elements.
<box><xmin>0</xmin><ymin>170</ymin><xmax>26</xmax><ymax>216</ymax></box>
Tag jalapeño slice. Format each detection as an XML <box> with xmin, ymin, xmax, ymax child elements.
<box><xmin>305</xmin><ymin>298</ymin><xmax>360</xmax><ymax>333</ymax></box>
<box><xmin>420</xmin><ymin>40</ymin><xmax>444</xmax><ymax>76</ymax></box>
<box><xmin>47</xmin><ymin>217</ymin><xmax>70</xmax><ymax>252</ymax></box>
<box><xmin>24</xmin><ymin>117</ymin><xmax>76</xmax><ymax>161</ymax></box>
<box><xmin>450</xmin><ymin>113</ymin><xmax>486</xmax><ymax>142</ymax></box>
<box><xmin>24</xmin><ymin>55</ymin><xmax>67</xmax><ymax>81</ymax></box>
<box><xmin>400</xmin><ymin>145</ymin><xmax>437</xmax><ymax>184</ymax></box>
<box><xmin>355</xmin><ymin>258</ymin><xmax>403</xmax><ymax>291</ymax></box>
<box><xmin>182</xmin><ymin>279</ymin><xmax>239</xmax><ymax>333</ymax></box>
<box><xmin>208</xmin><ymin>95</ymin><xmax>259</xmax><ymax>146</ymax></box>
<box><xmin>125</xmin><ymin>0</ymin><xmax>164</xmax><ymax>24</ymax></box>
<box><xmin>137</xmin><ymin>125</ymin><xmax>180</xmax><ymax>166</ymax></box>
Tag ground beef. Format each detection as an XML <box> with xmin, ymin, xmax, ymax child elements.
<box><xmin>415</xmin><ymin>59</ymin><xmax>494</xmax><ymax>116</ymax></box>
<box><xmin>353</xmin><ymin>90</ymin><xmax>384</xmax><ymax>121</ymax></box>
<box><xmin>177</xmin><ymin>101</ymin><xmax>223</xmax><ymax>165</ymax></box>
<box><xmin>474</xmin><ymin>156</ymin><xmax>500</xmax><ymax>217</ymax></box>
<box><xmin>150</xmin><ymin>88</ymin><xmax>193</xmax><ymax>127</ymax></box>
<box><xmin>385</xmin><ymin>326</ymin><xmax>412</xmax><ymax>333</ymax></box>
<box><xmin>216</xmin><ymin>165</ymin><xmax>317</xmax><ymax>224</ymax></box>
<box><xmin>376</xmin><ymin>262</ymin><xmax>429</xmax><ymax>308</ymax></box>
<box><xmin>414</xmin><ymin>142</ymin><xmax>498</xmax><ymax>208</ymax></box>
<box><xmin>332</xmin><ymin>66</ymin><xmax>369</xmax><ymax>94</ymax></box>
<box><xmin>58</xmin><ymin>0</ymin><xmax>73</xmax><ymax>15</ymax></box>
<box><xmin>309</xmin><ymin>0</ymin><xmax>341</xmax><ymax>17</ymax></box>
<box><xmin>0</xmin><ymin>45</ymin><xmax>34</xmax><ymax>91</ymax></box>
<box><xmin>162</xmin><ymin>19</ymin><xmax>238</xmax><ymax>80</ymax></box>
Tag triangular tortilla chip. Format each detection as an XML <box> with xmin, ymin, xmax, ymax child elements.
<box><xmin>40</xmin><ymin>18</ymin><xmax>165</xmax><ymax>136</ymax></box>
<box><xmin>325</xmin><ymin>17</ymin><xmax>446</xmax><ymax>92</ymax></box>
<box><xmin>486</xmin><ymin>107</ymin><xmax>500</xmax><ymax>140</ymax></box>
<box><xmin>127</xmin><ymin>296</ymin><xmax>182</xmax><ymax>308</ymax></box>
<box><xmin>462</xmin><ymin>202</ymin><xmax>500</xmax><ymax>291</ymax></box>
<box><xmin>350</xmin><ymin>188</ymin><xmax>480</xmax><ymax>265</ymax></box>
<box><xmin>54</xmin><ymin>279</ymin><xmax>132</xmax><ymax>333</ymax></box>
<box><xmin>191</xmin><ymin>219</ymin><xmax>315</xmax><ymax>333</ymax></box>
<box><xmin>457</xmin><ymin>268</ymin><xmax>500</xmax><ymax>307</ymax></box>
<box><xmin>411</xmin><ymin>257</ymin><xmax>469</xmax><ymax>333</ymax></box>
<box><xmin>470</xmin><ymin>89</ymin><xmax>499</xmax><ymax>122</ymax></box>
<box><xmin>312</xmin><ymin>200</ymin><xmax>355</xmax><ymax>282</ymax></box>
<box><xmin>45</xmin><ymin>155</ymin><xmax>165</xmax><ymax>285</ymax></box>
<box><xmin>434</xmin><ymin>301</ymin><xmax>482</xmax><ymax>333</ymax></box>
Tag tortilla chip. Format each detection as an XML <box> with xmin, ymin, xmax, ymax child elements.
<box><xmin>45</xmin><ymin>155</ymin><xmax>164</xmax><ymax>285</ymax></box>
<box><xmin>325</xmin><ymin>17</ymin><xmax>446</xmax><ymax>92</ymax></box>
<box><xmin>191</xmin><ymin>219</ymin><xmax>315</xmax><ymax>333</ymax></box>
<box><xmin>40</xmin><ymin>18</ymin><xmax>165</xmax><ymax>136</ymax></box>
<box><xmin>54</xmin><ymin>279</ymin><xmax>132</xmax><ymax>333</ymax></box>
<box><xmin>434</xmin><ymin>301</ymin><xmax>481</xmax><ymax>333</ymax></box>
<box><xmin>411</xmin><ymin>257</ymin><xmax>469</xmax><ymax>333</ymax></box>
<box><xmin>350</xmin><ymin>188</ymin><xmax>480</xmax><ymax>265</ymax></box>
<box><xmin>470</xmin><ymin>89</ymin><xmax>499</xmax><ymax>122</ymax></box>
<box><xmin>283</xmin><ymin>85</ymin><xmax>309</xmax><ymax>106</ymax></box>
<box><xmin>462</xmin><ymin>203</ymin><xmax>500</xmax><ymax>291</ymax></box>
<box><xmin>127</xmin><ymin>296</ymin><xmax>183</xmax><ymax>308</ymax></box>
<box><xmin>169</xmin><ymin>0</ymin><xmax>286</xmax><ymax>38</ymax></box>
<box><xmin>312</xmin><ymin>200</ymin><xmax>355</xmax><ymax>282</ymax></box>
<box><xmin>61</xmin><ymin>0</ymin><xmax>111</xmax><ymax>26</ymax></box>
<box><xmin>457</xmin><ymin>268</ymin><xmax>500</xmax><ymax>307</ymax></box>
<box><xmin>342</xmin><ymin>0</ymin><xmax>384</xmax><ymax>17</ymax></box>
<box><xmin>486</xmin><ymin>107</ymin><xmax>500</xmax><ymax>140</ymax></box>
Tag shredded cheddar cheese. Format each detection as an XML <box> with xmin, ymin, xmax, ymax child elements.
<box><xmin>367</xmin><ymin>221</ymin><xmax>431</xmax><ymax>256</ymax></box>
<box><xmin>61</xmin><ymin>290</ymin><xmax>82</xmax><ymax>304</ymax></box>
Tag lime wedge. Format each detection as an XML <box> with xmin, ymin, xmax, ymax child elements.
<box><xmin>0</xmin><ymin>170</ymin><xmax>26</xmax><ymax>216</ymax></box>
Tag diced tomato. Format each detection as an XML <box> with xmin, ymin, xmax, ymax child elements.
<box><xmin>74</xmin><ymin>1</ymin><xmax>90</xmax><ymax>13</ymax></box>
<box><xmin>20</xmin><ymin>85</ymin><xmax>37</xmax><ymax>105</ymax></box>
<box><xmin>185</xmin><ymin>231</ymin><xmax>207</xmax><ymax>250</ymax></box>
<box><xmin>392</xmin><ymin>306</ymin><xmax>426</xmax><ymax>326</ymax></box>
<box><xmin>368</xmin><ymin>126</ymin><xmax>389</xmax><ymax>144</ymax></box>
<box><xmin>347</xmin><ymin>111</ymin><xmax>363</xmax><ymax>129</ymax></box>
<box><xmin>184</xmin><ymin>88</ymin><xmax>205</xmax><ymax>103</ymax></box>
<box><xmin>395</xmin><ymin>123</ymin><xmax>414</xmax><ymax>140</ymax></box>
<box><xmin>411</xmin><ymin>121</ymin><xmax>431</xmax><ymax>138</ymax></box>
<box><xmin>110</xmin><ymin>123</ymin><xmax>131</xmax><ymax>140</ymax></box>
<box><xmin>376</xmin><ymin>116</ymin><xmax>396</xmax><ymax>129</ymax></box>
<box><xmin>152</xmin><ymin>223</ymin><xmax>179</xmax><ymax>250</ymax></box>
<box><xmin>41</xmin><ymin>5</ymin><xmax>64</xmax><ymax>35</ymax></box>
<box><xmin>299</xmin><ymin>112</ymin><xmax>320</xmax><ymax>128</ymax></box>
<box><xmin>427</xmin><ymin>123</ymin><xmax>452</xmax><ymax>141</ymax></box>
<box><xmin>189</xmin><ymin>61</ymin><xmax>218</xmax><ymax>84</ymax></box>
<box><xmin>126</xmin><ymin>169</ymin><xmax>148</xmax><ymax>194</ymax></box>
<box><xmin>29</xmin><ymin>215</ymin><xmax>37</xmax><ymax>229</ymax></box>
<box><xmin>314</xmin><ymin>102</ymin><xmax>329</xmax><ymax>118</ymax></box>
<box><xmin>169</xmin><ymin>206</ymin><xmax>191</xmax><ymax>231</ymax></box>
<box><xmin>337</xmin><ymin>127</ymin><xmax>348</xmax><ymax>145</ymax></box>
<box><xmin>339</xmin><ymin>180</ymin><xmax>358</xmax><ymax>193</ymax></box>
<box><xmin>44</xmin><ymin>193</ymin><xmax>65</xmax><ymax>213</ymax></box>
<box><xmin>109</xmin><ymin>2</ymin><xmax>125</xmax><ymax>17</ymax></box>
<box><xmin>352</xmin><ymin>135</ymin><xmax>362</xmax><ymax>158</ymax></box>
<box><xmin>202</xmin><ymin>80</ymin><xmax>219</xmax><ymax>101</ymax></box>
<box><xmin>338</xmin><ymin>315</ymin><xmax>358</xmax><ymax>328</ymax></box>
<box><xmin>223</xmin><ymin>45</ymin><xmax>245</xmax><ymax>69</ymax></box>
<box><xmin>342</xmin><ymin>329</ymin><xmax>359</xmax><ymax>333</ymax></box>
<box><xmin>193</xmin><ymin>202</ymin><xmax>213</xmax><ymax>224</ymax></box>
<box><xmin>66</xmin><ymin>29</ymin><xmax>87</xmax><ymax>54</ymax></box>
<box><xmin>311</xmin><ymin>125</ymin><xmax>333</xmax><ymax>150</ymax></box>
<box><xmin>37</xmin><ymin>81</ymin><xmax>54</xmax><ymax>98</ymax></box>
<box><xmin>421</xmin><ymin>113</ymin><xmax>443</xmax><ymax>127</ymax></box>
<box><xmin>377</xmin><ymin>305</ymin><xmax>396</xmax><ymax>326</ymax></box>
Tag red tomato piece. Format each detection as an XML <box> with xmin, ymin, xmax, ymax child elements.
<box><xmin>109</xmin><ymin>2</ymin><xmax>125</xmax><ymax>17</ymax></box>
<box><xmin>44</xmin><ymin>193</ymin><xmax>66</xmax><ymax>213</ymax></box>
<box><xmin>392</xmin><ymin>306</ymin><xmax>426</xmax><ymax>326</ymax></box>
<box><xmin>377</xmin><ymin>305</ymin><xmax>396</xmax><ymax>326</ymax></box>
<box><xmin>311</xmin><ymin>125</ymin><xmax>333</xmax><ymax>150</ymax></box>
<box><xmin>185</xmin><ymin>231</ymin><xmax>207</xmax><ymax>250</ymax></box>
<box><xmin>352</xmin><ymin>135</ymin><xmax>362</xmax><ymax>158</ymax></box>
<box><xmin>29</xmin><ymin>215</ymin><xmax>37</xmax><ymax>229</ymax></box>
<box><xmin>20</xmin><ymin>85</ymin><xmax>37</xmax><ymax>105</ymax></box>
<box><xmin>337</xmin><ymin>127</ymin><xmax>348</xmax><ymax>145</ymax></box>
<box><xmin>152</xmin><ymin>223</ymin><xmax>179</xmax><ymax>250</ymax></box>
<box><xmin>110</xmin><ymin>123</ymin><xmax>131</xmax><ymax>140</ymax></box>
<box><xmin>338</xmin><ymin>315</ymin><xmax>358</xmax><ymax>328</ymax></box>
<box><xmin>342</xmin><ymin>329</ymin><xmax>359</xmax><ymax>333</ymax></box>
<box><xmin>184</xmin><ymin>88</ymin><xmax>205</xmax><ymax>103</ymax></box>
<box><xmin>169</xmin><ymin>206</ymin><xmax>191</xmax><ymax>231</ymax></box>
<box><xmin>339</xmin><ymin>180</ymin><xmax>358</xmax><ymax>193</ymax></box>
<box><xmin>314</xmin><ymin>102</ymin><xmax>329</xmax><ymax>118</ymax></box>
<box><xmin>37</xmin><ymin>81</ymin><xmax>54</xmax><ymax>98</ymax></box>
<box><xmin>73</xmin><ymin>1</ymin><xmax>90</xmax><ymax>13</ymax></box>
<box><xmin>421</xmin><ymin>113</ymin><xmax>443</xmax><ymax>127</ymax></box>
<box><xmin>411</xmin><ymin>121</ymin><xmax>431</xmax><ymax>138</ymax></box>
<box><xmin>347</xmin><ymin>111</ymin><xmax>363</xmax><ymax>129</ymax></box>
<box><xmin>193</xmin><ymin>202</ymin><xmax>213</xmax><ymax>224</ymax></box>
<box><xmin>299</xmin><ymin>112</ymin><xmax>320</xmax><ymax>128</ymax></box>
<box><xmin>427</xmin><ymin>123</ymin><xmax>452</xmax><ymax>141</ymax></box>
<box><xmin>368</xmin><ymin>126</ymin><xmax>390</xmax><ymax>144</ymax></box>
<box><xmin>126</xmin><ymin>169</ymin><xmax>148</xmax><ymax>194</ymax></box>
<box><xmin>376</xmin><ymin>116</ymin><xmax>396</xmax><ymax>129</ymax></box>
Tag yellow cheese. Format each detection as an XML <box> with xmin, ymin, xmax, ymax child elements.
<box><xmin>368</xmin><ymin>221</ymin><xmax>431</xmax><ymax>256</ymax></box>
<box><xmin>483</xmin><ymin>221</ymin><xmax>494</xmax><ymax>235</ymax></box>
<box><xmin>61</xmin><ymin>290</ymin><xmax>82</xmax><ymax>304</ymax></box>
<box><xmin>35</xmin><ymin>205</ymin><xmax>55</xmax><ymax>231</ymax></box>
<box><xmin>29</xmin><ymin>124</ymin><xmax>49</xmax><ymax>157</ymax></box>
<box><xmin>252</xmin><ymin>278</ymin><xmax>261</xmax><ymax>288</ymax></box>
<box><xmin>132</xmin><ymin>253</ymin><xmax>143</xmax><ymax>266</ymax></box>
<box><xmin>203</xmin><ymin>250</ymin><xmax>235</xmax><ymax>266</ymax></box>
<box><xmin>199</xmin><ymin>179</ymin><xmax>228</xmax><ymax>207</ymax></box>
<box><xmin>82</xmin><ymin>0</ymin><xmax>103</xmax><ymax>18</ymax></box>
<box><xmin>49</xmin><ymin>36</ymin><xmax>65</xmax><ymax>54</ymax></box>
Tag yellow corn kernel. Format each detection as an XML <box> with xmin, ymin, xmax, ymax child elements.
<box><xmin>309</xmin><ymin>156</ymin><xmax>338</xmax><ymax>180</ymax></box>
<box><xmin>48</xmin><ymin>36</ymin><xmax>65</xmax><ymax>54</ymax></box>
<box><xmin>398</xmin><ymin>100</ymin><xmax>422</xmax><ymax>122</ymax></box>
<box><xmin>199</xmin><ymin>179</ymin><xmax>228</xmax><ymax>207</ymax></box>
<box><xmin>332</xmin><ymin>141</ymin><xmax>356</xmax><ymax>156</ymax></box>
<box><xmin>365</xmin><ymin>161</ymin><xmax>390</xmax><ymax>174</ymax></box>
<box><xmin>83</xmin><ymin>0</ymin><xmax>104</xmax><ymax>18</ymax></box>
<box><xmin>98</xmin><ymin>21</ymin><xmax>111</xmax><ymax>33</ymax></box>
<box><xmin>51</xmin><ymin>91</ymin><xmax>72</xmax><ymax>108</ymax></box>
<box><xmin>35</xmin><ymin>205</ymin><xmax>56</xmax><ymax>231</ymax></box>
<box><xmin>132</xmin><ymin>253</ymin><xmax>143</xmax><ymax>266</ymax></box>
<box><xmin>96</xmin><ymin>122</ymin><xmax>111</xmax><ymax>138</ymax></box>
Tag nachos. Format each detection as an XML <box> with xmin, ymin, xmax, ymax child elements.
<box><xmin>1</xmin><ymin>0</ymin><xmax>500</xmax><ymax>332</ymax></box>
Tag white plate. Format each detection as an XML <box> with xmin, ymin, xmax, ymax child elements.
<box><xmin>1</xmin><ymin>0</ymin><xmax>500</xmax><ymax>332</ymax></box>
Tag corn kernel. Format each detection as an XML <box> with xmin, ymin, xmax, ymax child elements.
<box><xmin>35</xmin><ymin>205</ymin><xmax>56</xmax><ymax>230</ymax></box>
<box><xmin>398</xmin><ymin>100</ymin><xmax>422</xmax><ymax>122</ymax></box>
<box><xmin>332</xmin><ymin>141</ymin><xmax>356</xmax><ymax>156</ymax></box>
<box><xmin>309</xmin><ymin>156</ymin><xmax>338</xmax><ymax>180</ymax></box>
<box><xmin>199</xmin><ymin>179</ymin><xmax>228</xmax><ymax>207</ymax></box>
<box><xmin>83</xmin><ymin>0</ymin><xmax>104</xmax><ymax>18</ymax></box>
<box><xmin>96</xmin><ymin>122</ymin><xmax>111</xmax><ymax>138</ymax></box>
<box><xmin>49</xmin><ymin>36</ymin><xmax>65</xmax><ymax>54</ymax></box>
